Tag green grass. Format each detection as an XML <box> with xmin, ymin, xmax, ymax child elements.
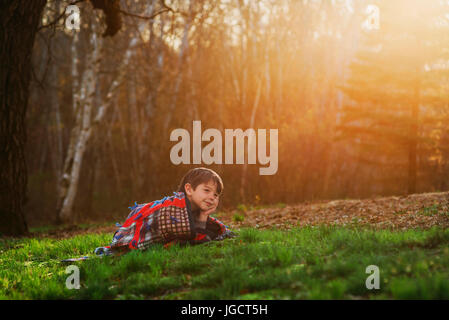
<box><xmin>418</xmin><ymin>204</ymin><xmax>440</xmax><ymax>216</ymax></box>
<box><xmin>417</xmin><ymin>204</ymin><xmax>449</xmax><ymax>217</ymax></box>
<box><xmin>1</xmin><ymin>226</ymin><xmax>449</xmax><ymax>299</ymax></box>
<box><xmin>232</xmin><ymin>213</ymin><xmax>245</xmax><ymax>222</ymax></box>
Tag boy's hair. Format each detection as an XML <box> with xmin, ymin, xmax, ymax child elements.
<box><xmin>177</xmin><ymin>167</ymin><xmax>224</xmax><ymax>195</ymax></box>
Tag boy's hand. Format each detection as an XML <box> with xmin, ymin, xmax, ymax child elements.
<box><xmin>198</xmin><ymin>205</ymin><xmax>217</xmax><ymax>221</ymax></box>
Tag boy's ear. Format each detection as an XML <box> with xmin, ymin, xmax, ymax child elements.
<box><xmin>184</xmin><ymin>183</ymin><xmax>193</xmax><ymax>195</ymax></box>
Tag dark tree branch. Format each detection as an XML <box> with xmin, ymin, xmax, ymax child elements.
<box><xmin>119</xmin><ymin>0</ymin><xmax>186</xmax><ymax>21</ymax></box>
<box><xmin>38</xmin><ymin>0</ymin><xmax>184</xmax><ymax>36</ymax></box>
<box><xmin>90</xmin><ymin>0</ymin><xmax>122</xmax><ymax>37</ymax></box>
<box><xmin>119</xmin><ymin>8</ymin><xmax>171</xmax><ymax>20</ymax></box>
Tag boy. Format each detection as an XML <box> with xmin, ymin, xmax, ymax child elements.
<box><xmin>95</xmin><ymin>167</ymin><xmax>234</xmax><ymax>256</ymax></box>
<box><xmin>178</xmin><ymin>167</ymin><xmax>225</xmax><ymax>240</ymax></box>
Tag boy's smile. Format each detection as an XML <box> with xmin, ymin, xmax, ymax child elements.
<box><xmin>185</xmin><ymin>180</ymin><xmax>219</xmax><ymax>212</ymax></box>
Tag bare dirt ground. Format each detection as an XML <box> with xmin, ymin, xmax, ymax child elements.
<box><xmin>31</xmin><ymin>191</ymin><xmax>449</xmax><ymax>239</ymax></box>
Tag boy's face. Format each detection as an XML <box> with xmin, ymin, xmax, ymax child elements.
<box><xmin>185</xmin><ymin>180</ymin><xmax>219</xmax><ymax>212</ymax></box>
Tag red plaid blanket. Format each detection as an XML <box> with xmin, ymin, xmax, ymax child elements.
<box><xmin>96</xmin><ymin>192</ymin><xmax>233</xmax><ymax>256</ymax></box>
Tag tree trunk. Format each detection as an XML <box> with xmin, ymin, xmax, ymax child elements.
<box><xmin>240</xmin><ymin>77</ymin><xmax>262</xmax><ymax>203</ymax></box>
<box><xmin>57</xmin><ymin>21</ymin><xmax>103</xmax><ymax>224</ymax></box>
<box><xmin>71</xmin><ymin>32</ymin><xmax>80</xmax><ymax>113</ymax></box>
<box><xmin>163</xmin><ymin>1</ymin><xmax>194</xmax><ymax>132</ymax></box>
<box><xmin>56</xmin><ymin>3</ymin><xmax>155</xmax><ymax>223</ymax></box>
<box><xmin>408</xmin><ymin>71</ymin><xmax>421</xmax><ymax>195</ymax></box>
<box><xmin>0</xmin><ymin>1</ymin><xmax>47</xmax><ymax>236</ymax></box>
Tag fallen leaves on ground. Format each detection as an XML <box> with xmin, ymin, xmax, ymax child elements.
<box><xmin>218</xmin><ymin>191</ymin><xmax>449</xmax><ymax>231</ymax></box>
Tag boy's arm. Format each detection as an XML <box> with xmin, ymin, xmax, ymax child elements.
<box><xmin>189</xmin><ymin>205</ymin><xmax>217</xmax><ymax>244</ymax></box>
<box><xmin>194</xmin><ymin>205</ymin><xmax>215</xmax><ymax>230</ymax></box>
<box><xmin>198</xmin><ymin>206</ymin><xmax>216</xmax><ymax>221</ymax></box>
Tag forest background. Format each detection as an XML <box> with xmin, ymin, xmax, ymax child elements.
<box><xmin>24</xmin><ymin>0</ymin><xmax>449</xmax><ymax>227</ymax></box>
